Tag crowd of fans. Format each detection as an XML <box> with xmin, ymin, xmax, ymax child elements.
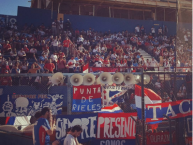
<box><xmin>0</xmin><ymin>19</ymin><xmax>192</xmax><ymax>86</ymax></box>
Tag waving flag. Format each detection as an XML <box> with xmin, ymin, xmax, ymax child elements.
<box><xmin>102</xmin><ymin>86</ymin><xmax>127</xmax><ymax>106</ymax></box>
<box><xmin>99</xmin><ymin>104</ymin><xmax>123</xmax><ymax>113</ymax></box>
<box><xmin>135</xmin><ymin>85</ymin><xmax>162</xmax><ymax>120</ymax></box>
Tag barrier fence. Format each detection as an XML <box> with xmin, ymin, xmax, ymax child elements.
<box><xmin>0</xmin><ymin>71</ymin><xmax>192</xmax><ymax>145</ymax></box>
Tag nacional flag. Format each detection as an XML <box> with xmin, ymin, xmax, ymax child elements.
<box><xmin>145</xmin><ymin>99</ymin><xmax>192</xmax><ymax>122</ymax></box>
<box><xmin>102</xmin><ymin>86</ymin><xmax>127</xmax><ymax>106</ymax></box>
<box><xmin>99</xmin><ymin>104</ymin><xmax>123</xmax><ymax>113</ymax></box>
<box><xmin>6</xmin><ymin>116</ymin><xmax>31</xmax><ymax>130</ymax></box>
<box><xmin>134</xmin><ymin>85</ymin><xmax>162</xmax><ymax>120</ymax></box>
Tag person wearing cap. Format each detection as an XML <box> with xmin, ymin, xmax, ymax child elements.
<box><xmin>3</xmin><ymin>41</ymin><xmax>11</xmax><ymax>54</ymax></box>
<box><xmin>0</xmin><ymin>70</ymin><xmax>12</xmax><ymax>86</ymax></box>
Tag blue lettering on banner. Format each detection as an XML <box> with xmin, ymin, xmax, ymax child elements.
<box><xmin>56</xmin><ymin>113</ymin><xmax>98</xmax><ymax>143</ymax></box>
<box><xmin>72</xmin><ymin>98</ymin><xmax>101</xmax><ymax>112</ymax></box>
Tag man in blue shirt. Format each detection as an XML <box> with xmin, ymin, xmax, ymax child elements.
<box><xmin>33</xmin><ymin>107</ymin><xmax>54</xmax><ymax>145</ymax></box>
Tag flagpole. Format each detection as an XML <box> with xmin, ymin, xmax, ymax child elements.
<box><xmin>141</xmin><ymin>69</ymin><xmax>145</xmax><ymax>145</ymax></box>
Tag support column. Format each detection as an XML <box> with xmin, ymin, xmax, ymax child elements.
<box><xmin>67</xmin><ymin>76</ymin><xmax>72</xmax><ymax>115</ymax></box>
<box><xmin>112</xmin><ymin>8</ymin><xmax>114</xmax><ymax>18</ymax></box>
<box><xmin>93</xmin><ymin>5</ymin><xmax>95</xmax><ymax>16</ymax></box>
<box><xmin>155</xmin><ymin>8</ymin><xmax>157</xmax><ymax>20</ymax></box>
<box><xmin>58</xmin><ymin>3</ymin><xmax>61</xmax><ymax>14</ymax></box>
<box><xmin>128</xmin><ymin>10</ymin><xmax>130</xmax><ymax>19</ymax></box>
<box><xmin>79</xmin><ymin>5</ymin><xmax>81</xmax><ymax>15</ymax></box>
<box><xmin>141</xmin><ymin>70</ymin><xmax>146</xmax><ymax>145</ymax></box>
<box><xmin>143</xmin><ymin>10</ymin><xmax>145</xmax><ymax>20</ymax></box>
<box><xmin>109</xmin><ymin>7</ymin><xmax>111</xmax><ymax>18</ymax></box>
<box><xmin>51</xmin><ymin>1</ymin><xmax>53</xmax><ymax>19</ymax></box>
<box><xmin>164</xmin><ymin>8</ymin><xmax>165</xmax><ymax>21</ymax></box>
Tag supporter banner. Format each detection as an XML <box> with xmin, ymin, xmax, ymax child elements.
<box><xmin>185</xmin><ymin>137</ymin><xmax>192</xmax><ymax>145</ymax></box>
<box><xmin>92</xmin><ymin>139</ymin><xmax>135</xmax><ymax>145</ymax></box>
<box><xmin>56</xmin><ymin>113</ymin><xmax>98</xmax><ymax>143</ymax></box>
<box><xmin>97</xmin><ymin>112</ymin><xmax>137</xmax><ymax>139</ymax></box>
<box><xmin>146</xmin><ymin>132</ymin><xmax>173</xmax><ymax>145</ymax></box>
<box><xmin>72</xmin><ymin>85</ymin><xmax>101</xmax><ymax>112</ymax></box>
<box><xmin>102</xmin><ymin>85</ymin><xmax>134</xmax><ymax>106</ymax></box>
<box><xmin>146</xmin><ymin>99</ymin><xmax>192</xmax><ymax>122</ymax></box>
<box><xmin>0</xmin><ymin>94</ymin><xmax>63</xmax><ymax>117</ymax></box>
<box><xmin>185</xmin><ymin>115</ymin><xmax>192</xmax><ymax>137</ymax></box>
<box><xmin>0</xmin><ymin>14</ymin><xmax>17</xmax><ymax>25</ymax></box>
<box><xmin>89</xmin><ymin>67</ymin><xmax>118</xmax><ymax>73</ymax></box>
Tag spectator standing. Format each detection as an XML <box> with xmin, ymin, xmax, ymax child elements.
<box><xmin>63</xmin><ymin>37</ymin><xmax>72</xmax><ymax>57</ymax></box>
<box><xmin>18</xmin><ymin>48</ymin><xmax>26</xmax><ymax>60</ymax></box>
<box><xmin>10</xmin><ymin>48</ymin><xmax>17</xmax><ymax>60</ymax></box>
<box><xmin>52</xmin><ymin>20</ymin><xmax>57</xmax><ymax>35</ymax></box>
<box><xmin>0</xmin><ymin>70</ymin><xmax>12</xmax><ymax>86</ymax></box>
<box><xmin>67</xmin><ymin>56</ymin><xmax>76</xmax><ymax>73</ymax></box>
<box><xmin>3</xmin><ymin>41</ymin><xmax>11</xmax><ymax>54</ymax></box>
<box><xmin>33</xmin><ymin>107</ymin><xmax>54</xmax><ymax>145</ymax></box>
<box><xmin>44</xmin><ymin>59</ymin><xmax>55</xmax><ymax>73</ymax></box>
<box><xmin>11</xmin><ymin>63</ymin><xmax>20</xmax><ymax>86</ymax></box>
<box><xmin>151</xmin><ymin>26</ymin><xmax>155</xmax><ymax>37</ymax></box>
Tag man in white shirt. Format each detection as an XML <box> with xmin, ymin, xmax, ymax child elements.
<box><xmin>63</xmin><ymin>125</ymin><xmax>82</xmax><ymax>145</ymax></box>
<box><xmin>111</xmin><ymin>52</ymin><xmax>117</xmax><ymax>59</ymax></box>
<box><xmin>93</xmin><ymin>59</ymin><xmax>103</xmax><ymax>67</ymax></box>
<box><xmin>18</xmin><ymin>48</ymin><xmax>26</xmax><ymax>59</ymax></box>
<box><xmin>52</xmin><ymin>20</ymin><xmax>57</xmax><ymax>35</ymax></box>
<box><xmin>150</xmin><ymin>58</ymin><xmax>158</xmax><ymax>70</ymax></box>
<box><xmin>52</xmin><ymin>38</ymin><xmax>58</xmax><ymax>52</ymax></box>
<box><xmin>68</xmin><ymin>56</ymin><xmax>76</xmax><ymax>73</ymax></box>
<box><xmin>50</xmin><ymin>52</ymin><xmax>58</xmax><ymax>63</ymax></box>
<box><xmin>151</xmin><ymin>26</ymin><xmax>155</xmax><ymax>37</ymax></box>
<box><xmin>30</xmin><ymin>48</ymin><xmax>37</xmax><ymax>54</ymax></box>
<box><xmin>135</xmin><ymin>25</ymin><xmax>140</xmax><ymax>36</ymax></box>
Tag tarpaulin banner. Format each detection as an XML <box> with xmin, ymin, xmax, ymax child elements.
<box><xmin>92</xmin><ymin>139</ymin><xmax>136</xmax><ymax>145</ymax></box>
<box><xmin>185</xmin><ymin>115</ymin><xmax>192</xmax><ymax>137</ymax></box>
<box><xmin>72</xmin><ymin>85</ymin><xmax>101</xmax><ymax>112</ymax></box>
<box><xmin>185</xmin><ymin>137</ymin><xmax>192</xmax><ymax>145</ymax></box>
<box><xmin>146</xmin><ymin>132</ymin><xmax>174</xmax><ymax>145</ymax></box>
<box><xmin>102</xmin><ymin>85</ymin><xmax>134</xmax><ymax>106</ymax></box>
<box><xmin>89</xmin><ymin>67</ymin><xmax>118</xmax><ymax>73</ymax></box>
<box><xmin>146</xmin><ymin>99</ymin><xmax>192</xmax><ymax>122</ymax></box>
<box><xmin>56</xmin><ymin>113</ymin><xmax>98</xmax><ymax>143</ymax></box>
<box><xmin>0</xmin><ymin>94</ymin><xmax>63</xmax><ymax>117</ymax></box>
<box><xmin>97</xmin><ymin>112</ymin><xmax>137</xmax><ymax>139</ymax></box>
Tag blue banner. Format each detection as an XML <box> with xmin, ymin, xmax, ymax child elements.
<box><xmin>72</xmin><ymin>85</ymin><xmax>101</xmax><ymax>112</ymax></box>
<box><xmin>0</xmin><ymin>94</ymin><xmax>63</xmax><ymax>117</ymax></box>
<box><xmin>185</xmin><ymin>115</ymin><xmax>192</xmax><ymax>137</ymax></box>
<box><xmin>56</xmin><ymin>113</ymin><xmax>98</xmax><ymax>143</ymax></box>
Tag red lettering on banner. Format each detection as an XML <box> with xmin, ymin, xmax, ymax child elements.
<box><xmin>146</xmin><ymin>132</ymin><xmax>172</xmax><ymax>145</ymax></box>
<box><xmin>97</xmin><ymin>113</ymin><xmax>137</xmax><ymax>139</ymax></box>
